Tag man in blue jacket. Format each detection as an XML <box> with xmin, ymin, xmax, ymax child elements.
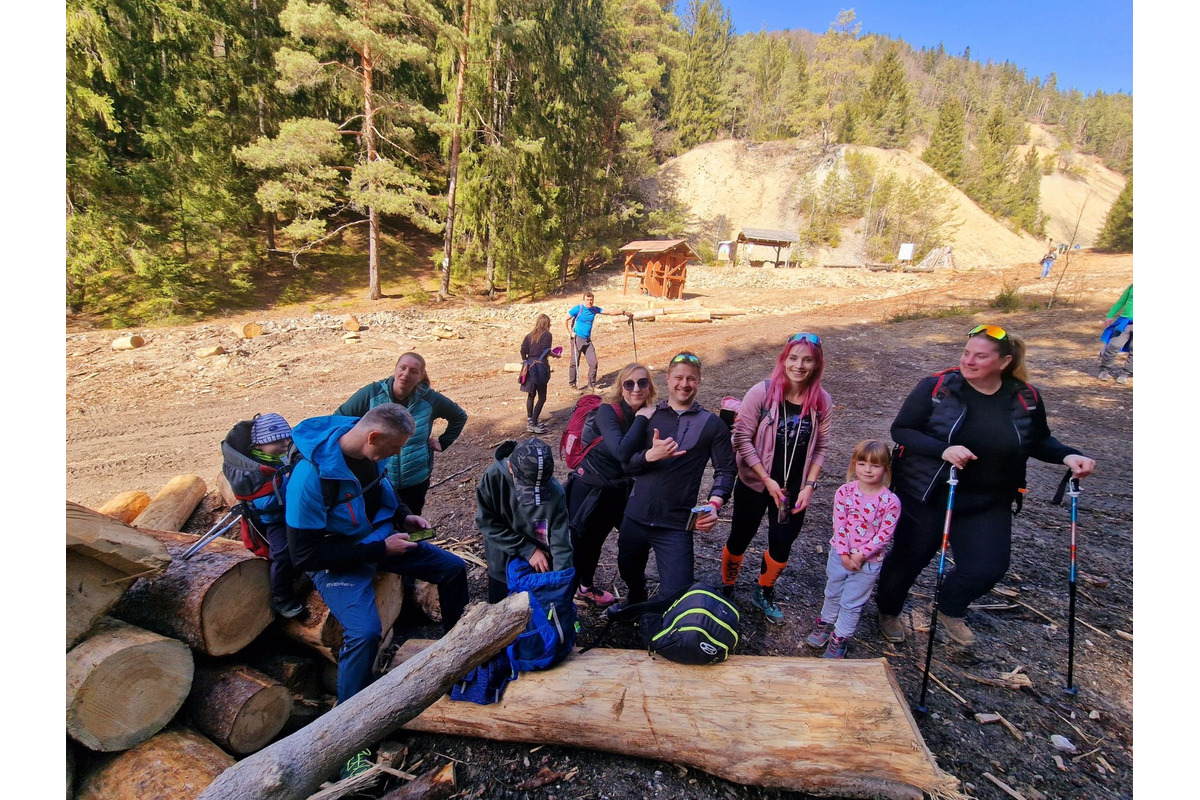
<box><xmin>286</xmin><ymin>403</ymin><xmax>468</xmax><ymax>766</ymax></box>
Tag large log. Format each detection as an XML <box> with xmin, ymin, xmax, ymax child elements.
<box><xmin>399</xmin><ymin>646</ymin><xmax>961</xmax><ymax>800</ymax></box>
<box><xmin>97</xmin><ymin>491</ymin><xmax>152</xmax><ymax>524</ymax></box>
<box><xmin>66</xmin><ymin>502</ymin><xmax>172</xmax><ymax>650</ymax></box>
<box><xmin>230</xmin><ymin>322</ymin><xmax>262</xmax><ymax>339</ymax></box>
<box><xmin>75</xmin><ymin>728</ymin><xmax>234</xmax><ymax>800</ymax></box>
<box><xmin>245</xmin><ymin>653</ymin><xmax>320</xmax><ymax>696</ymax></box>
<box><xmin>113</xmin><ymin>530</ymin><xmax>272</xmax><ymax>656</ymax></box>
<box><xmin>66</xmin><ymin>618</ymin><xmax>194</xmax><ymax>752</ymax></box>
<box><xmin>197</xmin><ymin>594</ymin><xmax>532</xmax><ymax>800</ymax></box>
<box><xmin>186</xmin><ymin>664</ymin><xmax>292</xmax><ymax>755</ymax></box>
<box><xmin>278</xmin><ymin>573</ymin><xmax>404</xmax><ymax>664</ymax></box>
<box><xmin>133</xmin><ymin>475</ymin><xmax>208</xmax><ymax>532</ymax></box>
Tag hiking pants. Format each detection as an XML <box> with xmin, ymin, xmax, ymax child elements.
<box><xmin>570</xmin><ymin>336</ymin><xmax>598</xmax><ymax>387</ymax></box>
<box><xmin>313</xmin><ymin>543</ymin><xmax>468</xmax><ymax>703</ymax></box>
<box><xmin>819</xmin><ymin>548</ymin><xmax>883</xmax><ymax>639</ymax></box>
<box><xmin>566</xmin><ymin>478</ymin><xmax>629</xmax><ymax>590</ymax></box>
<box><xmin>724</xmin><ymin>479</ymin><xmax>807</xmax><ymax>564</ymax></box>
<box><xmin>1099</xmin><ymin>322</ymin><xmax>1133</xmax><ymax>376</ymax></box>
<box><xmin>875</xmin><ymin>490</ymin><xmax>1013</xmax><ymax>619</ymax></box>
<box><xmin>617</xmin><ymin>516</ymin><xmax>693</xmax><ymax>604</ymax></box>
<box><xmin>264</xmin><ymin>520</ymin><xmax>300</xmax><ymax>607</ymax></box>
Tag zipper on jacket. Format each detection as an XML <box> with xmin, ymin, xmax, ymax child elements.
<box><xmin>921</xmin><ymin>408</ymin><xmax>966</xmax><ymax>502</ymax></box>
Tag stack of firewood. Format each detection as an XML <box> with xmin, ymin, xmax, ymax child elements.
<box><xmin>65</xmin><ymin>477</ymin><xmax>497</xmax><ymax>800</ymax></box>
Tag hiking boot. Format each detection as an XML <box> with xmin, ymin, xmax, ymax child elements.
<box><xmin>576</xmin><ymin>585</ymin><xmax>616</xmax><ymax>607</ymax></box>
<box><xmin>527</xmin><ymin>420</ymin><xmax>549</xmax><ymax>434</ymax></box>
<box><xmin>805</xmin><ymin>618</ymin><xmax>835</xmax><ymax>648</ymax></box>
<box><xmin>1097</xmin><ymin>370</ymin><xmax>1112</xmax><ymax>382</ymax></box>
<box><xmin>720</xmin><ymin>584</ymin><xmax>736</xmax><ymax>600</ymax></box>
<box><xmin>939</xmin><ymin>614</ymin><xmax>975</xmax><ymax>646</ymax></box>
<box><xmin>822</xmin><ymin>633</ymin><xmax>850</xmax><ymax>659</ymax></box>
<box><xmin>339</xmin><ymin>748</ymin><xmax>374</xmax><ymax>780</ymax></box>
<box><xmin>1115</xmin><ymin>374</ymin><xmax>1129</xmax><ymax>385</ymax></box>
<box><xmin>878</xmin><ymin>612</ymin><xmax>905</xmax><ymax>643</ymax></box>
<box><xmin>271</xmin><ymin>598</ymin><xmax>305</xmax><ymax>620</ymax></box>
<box><xmin>751</xmin><ymin>586</ymin><xmax>784</xmax><ymax>625</ymax></box>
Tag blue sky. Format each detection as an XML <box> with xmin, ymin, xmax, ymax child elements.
<box><xmin>716</xmin><ymin>1</ymin><xmax>1132</xmax><ymax>95</ymax></box>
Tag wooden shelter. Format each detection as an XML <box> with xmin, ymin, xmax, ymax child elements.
<box><xmin>619</xmin><ymin>239</ymin><xmax>700</xmax><ymax>299</ymax></box>
<box><xmin>734</xmin><ymin>227</ymin><xmax>801</xmax><ymax>268</ymax></box>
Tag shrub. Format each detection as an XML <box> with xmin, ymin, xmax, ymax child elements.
<box><xmin>989</xmin><ymin>281</ymin><xmax>1022</xmax><ymax>313</ymax></box>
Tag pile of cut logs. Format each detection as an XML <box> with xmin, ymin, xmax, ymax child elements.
<box><xmin>66</xmin><ymin>477</ymin><xmax>530</xmax><ymax>800</ymax></box>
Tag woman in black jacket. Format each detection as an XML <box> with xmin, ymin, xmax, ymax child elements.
<box><xmin>520</xmin><ymin>314</ymin><xmax>560</xmax><ymax>434</ymax></box>
<box><xmin>874</xmin><ymin>324</ymin><xmax>1095</xmax><ymax>646</ymax></box>
<box><xmin>566</xmin><ymin>362</ymin><xmax>656</xmax><ymax>606</ymax></box>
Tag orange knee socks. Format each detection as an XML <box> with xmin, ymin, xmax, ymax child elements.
<box><xmin>721</xmin><ymin>547</ymin><xmax>744</xmax><ymax>586</ymax></box>
<box><xmin>758</xmin><ymin>552</ymin><xmax>787</xmax><ymax>588</ymax></box>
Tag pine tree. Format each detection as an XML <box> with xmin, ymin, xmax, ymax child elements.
<box><xmin>669</xmin><ymin>0</ymin><xmax>733</xmax><ymax>149</ymax></box>
<box><xmin>861</xmin><ymin>47</ymin><xmax>911</xmax><ymax>147</ymax></box>
<box><xmin>922</xmin><ymin>97</ymin><xmax>966</xmax><ymax>183</ymax></box>
<box><xmin>1096</xmin><ymin>176</ymin><xmax>1132</xmax><ymax>252</ymax></box>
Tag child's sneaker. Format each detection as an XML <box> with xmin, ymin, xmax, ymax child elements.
<box><xmin>751</xmin><ymin>586</ymin><xmax>784</xmax><ymax>625</ymax></box>
<box><xmin>805</xmin><ymin>618</ymin><xmax>834</xmax><ymax>648</ymax></box>
<box><xmin>822</xmin><ymin>633</ymin><xmax>850</xmax><ymax>659</ymax></box>
<box><xmin>575</xmin><ymin>585</ymin><xmax>616</xmax><ymax>607</ymax></box>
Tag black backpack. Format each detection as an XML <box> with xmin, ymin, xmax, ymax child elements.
<box><xmin>593</xmin><ymin>583</ymin><xmax>740</xmax><ymax>665</ymax></box>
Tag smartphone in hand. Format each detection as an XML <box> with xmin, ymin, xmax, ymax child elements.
<box><xmin>408</xmin><ymin>527</ymin><xmax>436</xmax><ymax>543</ymax></box>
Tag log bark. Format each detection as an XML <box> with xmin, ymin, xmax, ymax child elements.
<box><xmin>75</xmin><ymin>728</ymin><xmax>234</xmax><ymax>800</ymax></box>
<box><xmin>197</xmin><ymin>593</ymin><xmax>531</xmax><ymax>800</ymax></box>
<box><xmin>186</xmin><ymin>664</ymin><xmax>292</xmax><ymax>755</ymax></box>
<box><xmin>133</xmin><ymin>475</ymin><xmax>208</xmax><ymax>533</ymax></box>
<box><xmin>97</xmin><ymin>491</ymin><xmax>151</xmax><ymax>524</ymax></box>
<box><xmin>113</xmin><ymin>530</ymin><xmax>272</xmax><ymax>656</ymax></box>
<box><xmin>380</xmin><ymin>762</ymin><xmax>456</xmax><ymax>800</ymax></box>
<box><xmin>245</xmin><ymin>653</ymin><xmax>319</xmax><ymax>696</ymax></box>
<box><xmin>230</xmin><ymin>322</ymin><xmax>262</xmax><ymax>339</ymax></box>
<box><xmin>408</xmin><ymin>579</ymin><xmax>442</xmax><ymax>624</ymax></box>
<box><xmin>111</xmin><ymin>335</ymin><xmax>145</xmax><ymax>350</ymax></box>
<box><xmin>66</xmin><ymin>502</ymin><xmax>172</xmax><ymax>649</ymax></box>
<box><xmin>66</xmin><ymin>618</ymin><xmax>194</xmax><ymax>752</ymax></box>
<box><xmin>278</xmin><ymin>574</ymin><xmax>404</xmax><ymax>664</ymax></box>
<box><xmin>399</xmin><ymin>645</ymin><xmax>960</xmax><ymax>800</ymax></box>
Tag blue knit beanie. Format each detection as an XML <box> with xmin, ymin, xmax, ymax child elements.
<box><xmin>251</xmin><ymin>413</ymin><xmax>292</xmax><ymax>445</ymax></box>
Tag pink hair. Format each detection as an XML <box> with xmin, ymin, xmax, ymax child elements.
<box><xmin>766</xmin><ymin>340</ymin><xmax>829</xmax><ymax>417</ymax></box>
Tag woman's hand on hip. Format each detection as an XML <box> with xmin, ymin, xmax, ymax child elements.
<box><xmin>1063</xmin><ymin>454</ymin><xmax>1096</xmax><ymax>479</ymax></box>
<box><xmin>941</xmin><ymin>445</ymin><xmax>977</xmax><ymax>469</ymax></box>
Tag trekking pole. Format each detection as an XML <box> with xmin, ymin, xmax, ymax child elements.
<box><xmin>628</xmin><ymin>314</ymin><xmax>638</xmax><ymax>362</ymax></box>
<box><xmin>916</xmin><ymin>466</ymin><xmax>957</xmax><ymax>714</ymax></box>
<box><xmin>1064</xmin><ymin>473</ymin><xmax>1081</xmax><ymax>696</ymax></box>
<box><xmin>182</xmin><ymin>509</ymin><xmax>243</xmax><ymax>559</ymax></box>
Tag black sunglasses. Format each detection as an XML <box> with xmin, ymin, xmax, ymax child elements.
<box><xmin>622</xmin><ymin>377</ymin><xmax>651</xmax><ymax>391</ymax></box>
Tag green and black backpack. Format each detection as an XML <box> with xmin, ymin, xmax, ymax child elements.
<box><xmin>642</xmin><ymin>584</ymin><xmax>740</xmax><ymax>665</ymax></box>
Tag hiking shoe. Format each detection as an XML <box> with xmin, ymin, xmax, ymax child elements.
<box><xmin>805</xmin><ymin>618</ymin><xmax>835</xmax><ymax>648</ymax></box>
<box><xmin>339</xmin><ymin>748</ymin><xmax>374</xmax><ymax>780</ymax></box>
<box><xmin>878</xmin><ymin>612</ymin><xmax>905</xmax><ymax>643</ymax></box>
<box><xmin>527</xmin><ymin>421</ymin><xmax>549</xmax><ymax>434</ymax></box>
<box><xmin>940</xmin><ymin>614</ymin><xmax>975</xmax><ymax>646</ymax></box>
<box><xmin>822</xmin><ymin>633</ymin><xmax>850</xmax><ymax>659</ymax></box>
<box><xmin>751</xmin><ymin>586</ymin><xmax>784</xmax><ymax>625</ymax></box>
<box><xmin>1115</xmin><ymin>374</ymin><xmax>1129</xmax><ymax>385</ymax></box>
<box><xmin>720</xmin><ymin>584</ymin><xmax>736</xmax><ymax>600</ymax></box>
<box><xmin>1097</xmin><ymin>370</ymin><xmax>1112</xmax><ymax>382</ymax></box>
<box><xmin>576</xmin><ymin>585</ymin><xmax>616</xmax><ymax>607</ymax></box>
<box><xmin>271</xmin><ymin>598</ymin><xmax>305</xmax><ymax>620</ymax></box>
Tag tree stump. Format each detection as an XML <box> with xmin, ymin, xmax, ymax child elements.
<box><xmin>97</xmin><ymin>491</ymin><xmax>152</xmax><ymax>524</ymax></box>
<box><xmin>279</xmin><ymin>573</ymin><xmax>404</xmax><ymax>664</ymax></box>
<box><xmin>66</xmin><ymin>618</ymin><xmax>194</xmax><ymax>752</ymax></box>
<box><xmin>114</xmin><ymin>530</ymin><xmax>272</xmax><ymax>656</ymax></box>
<box><xmin>111</xmin><ymin>335</ymin><xmax>145</xmax><ymax>351</ymax></box>
<box><xmin>75</xmin><ymin>728</ymin><xmax>234</xmax><ymax>800</ymax></box>
<box><xmin>132</xmin><ymin>475</ymin><xmax>208</xmax><ymax>533</ymax></box>
<box><xmin>186</xmin><ymin>664</ymin><xmax>292</xmax><ymax>755</ymax></box>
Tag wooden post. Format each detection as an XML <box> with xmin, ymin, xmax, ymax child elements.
<box><xmin>196</xmin><ymin>594</ymin><xmax>531</xmax><ymax>800</ymax></box>
<box><xmin>132</xmin><ymin>475</ymin><xmax>208</xmax><ymax>533</ymax></box>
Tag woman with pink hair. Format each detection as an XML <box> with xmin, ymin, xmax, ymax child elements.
<box><xmin>721</xmin><ymin>333</ymin><xmax>833</xmax><ymax>624</ymax></box>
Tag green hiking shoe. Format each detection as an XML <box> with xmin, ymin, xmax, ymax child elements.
<box><xmin>751</xmin><ymin>586</ymin><xmax>784</xmax><ymax>625</ymax></box>
<box><xmin>339</xmin><ymin>748</ymin><xmax>374</xmax><ymax>780</ymax></box>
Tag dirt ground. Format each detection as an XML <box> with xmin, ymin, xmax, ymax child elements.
<box><xmin>65</xmin><ymin>251</ymin><xmax>1133</xmax><ymax>800</ymax></box>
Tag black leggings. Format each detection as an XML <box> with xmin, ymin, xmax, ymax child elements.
<box><xmin>875</xmin><ymin>490</ymin><xmax>1013</xmax><ymax>618</ymax></box>
<box><xmin>724</xmin><ymin>479</ymin><xmax>807</xmax><ymax>564</ymax></box>
<box><xmin>525</xmin><ymin>382</ymin><xmax>547</xmax><ymax>422</ymax></box>
<box><xmin>566</xmin><ymin>477</ymin><xmax>629</xmax><ymax>589</ymax></box>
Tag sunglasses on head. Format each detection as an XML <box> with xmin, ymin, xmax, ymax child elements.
<box><xmin>788</xmin><ymin>332</ymin><xmax>821</xmax><ymax>346</ymax></box>
<box><xmin>622</xmin><ymin>377</ymin><xmax>651</xmax><ymax>391</ymax></box>
<box><xmin>670</xmin><ymin>353</ymin><xmax>701</xmax><ymax>367</ymax></box>
<box><xmin>967</xmin><ymin>324</ymin><xmax>1008</xmax><ymax>340</ymax></box>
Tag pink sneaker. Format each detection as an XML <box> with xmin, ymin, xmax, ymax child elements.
<box><xmin>576</xmin><ymin>585</ymin><xmax>616</xmax><ymax>607</ymax></box>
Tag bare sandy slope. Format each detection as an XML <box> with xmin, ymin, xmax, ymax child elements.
<box><xmin>650</xmin><ymin>127</ymin><xmax>1125</xmax><ymax>267</ymax></box>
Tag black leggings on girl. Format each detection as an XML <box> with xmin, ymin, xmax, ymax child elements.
<box><xmin>525</xmin><ymin>383</ymin><xmax>547</xmax><ymax>422</ymax></box>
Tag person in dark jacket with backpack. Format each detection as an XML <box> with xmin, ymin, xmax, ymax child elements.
<box><xmin>245</xmin><ymin>413</ymin><xmax>306</xmax><ymax>619</ymax></box>
<box><xmin>874</xmin><ymin>325</ymin><xmax>1095</xmax><ymax>647</ymax></box>
<box><xmin>520</xmin><ymin>314</ymin><xmax>561</xmax><ymax>434</ymax></box>
<box><xmin>565</xmin><ymin>362</ymin><xmax>657</xmax><ymax>607</ymax></box>
<box><xmin>615</xmin><ymin>352</ymin><xmax>736</xmax><ymax>605</ymax></box>
<box><xmin>285</xmin><ymin>403</ymin><xmax>469</xmax><ymax>761</ymax></box>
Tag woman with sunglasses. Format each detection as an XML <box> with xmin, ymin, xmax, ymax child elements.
<box><xmin>721</xmin><ymin>332</ymin><xmax>832</xmax><ymax>624</ymax></box>
<box><xmin>565</xmin><ymin>364</ymin><xmax>657</xmax><ymax>606</ymax></box>
<box><xmin>874</xmin><ymin>324</ymin><xmax>1095</xmax><ymax>647</ymax></box>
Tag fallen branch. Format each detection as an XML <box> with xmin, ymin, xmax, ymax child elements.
<box><xmin>1008</xmin><ymin>597</ymin><xmax>1111</xmax><ymax>639</ymax></box>
<box><xmin>981</xmin><ymin>771</ymin><xmax>1027</xmax><ymax>800</ymax></box>
<box><xmin>928</xmin><ymin>672</ymin><xmax>972</xmax><ymax>709</ymax></box>
<box><xmin>429</xmin><ymin>462</ymin><xmax>483</xmax><ymax>490</ymax></box>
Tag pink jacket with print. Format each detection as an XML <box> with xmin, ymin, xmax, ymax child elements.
<box><xmin>731</xmin><ymin>379</ymin><xmax>832</xmax><ymax>492</ymax></box>
<box><xmin>830</xmin><ymin>482</ymin><xmax>901</xmax><ymax>562</ymax></box>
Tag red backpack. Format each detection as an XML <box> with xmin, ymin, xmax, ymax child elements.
<box><xmin>559</xmin><ymin>395</ymin><xmax>623</xmax><ymax>470</ymax></box>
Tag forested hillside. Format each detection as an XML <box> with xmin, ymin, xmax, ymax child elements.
<box><xmin>66</xmin><ymin>1</ymin><xmax>1132</xmax><ymax>324</ymax></box>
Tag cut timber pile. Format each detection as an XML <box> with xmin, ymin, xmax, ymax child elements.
<box><xmin>186</xmin><ymin>664</ymin><xmax>292</xmax><ymax>755</ymax></box>
<box><xmin>75</xmin><ymin>727</ymin><xmax>235</xmax><ymax>800</ymax></box>
<box><xmin>279</xmin><ymin>573</ymin><xmax>404</xmax><ymax>663</ymax></box>
<box><xmin>114</xmin><ymin>529</ymin><xmax>272</xmax><ymax>656</ymax></box>
<box><xmin>66</xmin><ymin>617</ymin><xmax>194</xmax><ymax>752</ymax></box>
<box><xmin>66</xmin><ymin>502</ymin><xmax>172</xmax><ymax>649</ymax></box>
<box><xmin>132</xmin><ymin>474</ymin><xmax>208</xmax><ymax>532</ymax></box>
<box><xmin>399</xmin><ymin>645</ymin><xmax>962</xmax><ymax>800</ymax></box>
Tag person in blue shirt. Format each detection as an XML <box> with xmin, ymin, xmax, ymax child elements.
<box><xmin>563</xmin><ymin>291</ymin><xmax>632</xmax><ymax>392</ymax></box>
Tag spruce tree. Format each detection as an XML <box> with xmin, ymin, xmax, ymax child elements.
<box><xmin>861</xmin><ymin>47</ymin><xmax>911</xmax><ymax>147</ymax></box>
<box><xmin>922</xmin><ymin>97</ymin><xmax>966</xmax><ymax>183</ymax></box>
<box><xmin>669</xmin><ymin>0</ymin><xmax>733</xmax><ymax>149</ymax></box>
<box><xmin>1097</xmin><ymin>176</ymin><xmax>1132</xmax><ymax>252</ymax></box>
